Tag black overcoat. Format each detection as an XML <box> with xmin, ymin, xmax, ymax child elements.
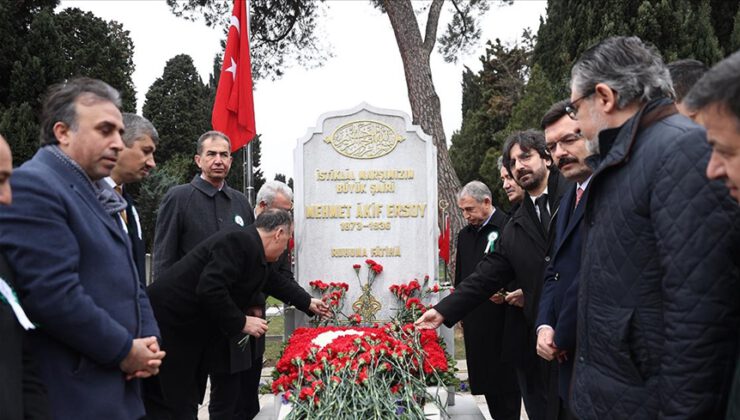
<box><xmin>436</xmin><ymin>170</ymin><xmax>570</xmax><ymax>367</ymax></box>
<box><xmin>455</xmin><ymin>209</ymin><xmax>518</xmax><ymax>395</ymax></box>
<box><xmin>147</xmin><ymin>226</ymin><xmax>311</xmax><ymax>410</ymax></box>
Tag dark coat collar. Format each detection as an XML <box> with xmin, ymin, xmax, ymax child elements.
<box><xmin>190</xmin><ymin>174</ymin><xmax>236</xmax><ymax>199</ymax></box>
<box><xmin>586</xmin><ymin>97</ymin><xmax>676</xmax><ymax>174</ymax></box>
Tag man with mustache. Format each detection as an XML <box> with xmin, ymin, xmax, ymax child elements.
<box><xmin>105</xmin><ymin>113</ymin><xmax>158</xmax><ymax>286</ymax></box>
<box><xmin>535</xmin><ymin>100</ymin><xmax>592</xmax><ymax>419</ymax></box>
<box><xmin>0</xmin><ymin>78</ymin><xmax>164</xmax><ymax>419</ymax></box>
<box><xmin>417</xmin><ymin>130</ymin><xmax>570</xmax><ymax>419</ymax></box>
<box><xmin>566</xmin><ymin>36</ymin><xmax>740</xmax><ymax>419</ymax></box>
<box><xmin>683</xmin><ymin>50</ymin><xmax>740</xmax><ymax>419</ymax></box>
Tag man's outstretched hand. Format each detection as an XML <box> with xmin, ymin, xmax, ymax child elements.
<box><xmin>414</xmin><ymin>308</ymin><xmax>445</xmax><ymax>330</ymax></box>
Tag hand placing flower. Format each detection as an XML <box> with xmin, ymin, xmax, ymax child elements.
<box><xmin>309</xmin><ymin>298</ymin><xmax>332</xmax><ymax>318</ymax></box>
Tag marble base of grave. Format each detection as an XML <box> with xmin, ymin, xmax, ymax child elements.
<box><xmin>254</xmin><ymin>387</ymin><xmax>486</xmax><ymax>420</ymax></box>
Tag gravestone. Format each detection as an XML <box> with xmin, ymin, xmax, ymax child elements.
<box><xmin>293</xmin><ymin>103</ymin><xmax>438</xmax><ymax>321</ymax></box>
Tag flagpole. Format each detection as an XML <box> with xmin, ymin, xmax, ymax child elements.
<box><xmin>244</xmin><ymin>142</ymin><xmax>254</xmax><ymax>206</ymax></box>
<box><xmin>243</xmin><ymin>0</ymin><xmax>254</xmax><ymax>206</ymax></box>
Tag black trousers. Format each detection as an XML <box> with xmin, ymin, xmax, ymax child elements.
<box><xmin>515</xmin><ymin>362</ymin><xmax>549</xmax><ymax>420</ymax></box>
<box><xmin>483</xmin><ymin>390</ymin><xmax>521</xmax><ymax>420</ymax></box>
<box><xmin>208</xmin><ymin>358</ymin><xmax>263</xmax><ymax>420</ymax></box>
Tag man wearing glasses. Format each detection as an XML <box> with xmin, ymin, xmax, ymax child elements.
<box><xmin>417</xmin><ymin>129</ymin><xmax>571</xmax><ymax>420</ymax></box>
<box><xmin>535</xmin><ymin>100</ymin><xmax>593</xmax><ymax>419</ymax></box>
<box><xmin>566</xmin><ymin>36</ymin><xmax>740</xmax><ymax>420</ymax></box>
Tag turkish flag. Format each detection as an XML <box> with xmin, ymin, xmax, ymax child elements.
<box><xmin>438</xmin><ymin>214</ymin><xmax>450</xmax><ymax>264</ymax></box>
<box><xmin>212</xmin><ymin>0</ymin><xmax>255</xmax><ymax>152</ymax></box>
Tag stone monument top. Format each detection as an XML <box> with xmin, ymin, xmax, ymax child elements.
<box><xmin>294</xmin><ymin>102</ymin><xmax>438</xmax><ymax>321</ymax></box>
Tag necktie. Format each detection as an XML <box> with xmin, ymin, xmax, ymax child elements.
<box><xmin>535</xmin><ymin>194</ymin><xmax>550</xmax><ymax>233</ymax></box>
<box><xmin>113</xmin><ymin>185</ymin><xmax>128</xmax><ymax>225</ymax></box>
<box><xmin>575</xmin><ymin>187</ymin><xmax>584</xmax><ymax>209</ymax></box>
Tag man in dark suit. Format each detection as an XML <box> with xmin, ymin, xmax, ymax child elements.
<box><xmin>145</xmin><ymin>209</ymin><xmax>327</xmax><ymax>418</ymax></box>
<box><xmin>535</xmin><ymin>100</ymin><xmax>593</xmax><ymax>419</ymax></box>
<box><xmin>208</xmin><ymin>180</ymin><xmax>297</xmax><ymax>420</ymax></box>
<box><xmin>0</xmin><ymin>78</ymin><xmax>164</xmax><ymax>419</ymax></box>
<box><xmin>106</xmin><ymin>113</ymin><xmax>158</xmax><ymax>286</ymax></box>
<box><xmin>417</xmin><ymin>130</ymin><xmax>571</xmax><ymax>420</ymax></box>
<box><xmin>0</xmin><ymin>134</ymin><xmax>49</xmax><ymax>420</ymax></box>
<box><xmin>455</xmin><ymin>180</ymin><xmax>520</xmax><ymax>420</ymax></box>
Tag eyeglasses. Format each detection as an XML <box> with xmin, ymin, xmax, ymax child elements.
<box><xmin>565</xmin><ymin>89</ymin><xmax>595</xmax><ymax>120</ymax></box>
<box><xmin>546</xmin><ymin>133</ymin><xmax>583</xmax><ymax>154</ymax></box>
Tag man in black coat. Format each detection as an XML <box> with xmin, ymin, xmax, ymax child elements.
<box><xmin>106</xmin><ymin>113</ymin><xmax>158</xmax><ymax>286</ymax></box>
<box><xmin>152</xmin><ymin>131</ymin><xmax>255</xmax><ymax>280</ymax></box>
<box><xmin>455</xmin><ymin>180</ymin><xmax>519</xmax><ymax>420</ymax></box>
<box><xmin>685</xmin><ymin>49</ymin><xmax>740</xmax><ymax>420</ymax></box>
<box><xmin>417</xmin><ymin>130</ymin><xmax>571</xmax><ymax>420</ymax></box>
<box><xmin>0</xmin><ymin>134</ymin><xmax>49</xmax><ymax>420</ymax></box>
<box><xmin>567</xmin><ymin>36</ymin><xmax>740</xmax><ymax>419</ymax></box>
<box><xmin>208</xmin><ymin>181</ymin><xmax>297</xmax><ymax>420</ymax></box>
<box><xmin>151</xmin><ymin>131</ymin><xmax>256</xmax><ymax>418</ymax></box>
<box><xmin>145</xmin><ymin>209</ymin><xmax>327</xmax><ymax>418</ymax></box>
<box><xmin>535</xmin><ymin>100</ymin><xmax>593</xmax><ymax>419</ymax></box>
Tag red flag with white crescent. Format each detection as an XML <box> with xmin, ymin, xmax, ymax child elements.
<box><xmin>212</xmin><ymin>0</ymin><xmax>255</xmax><ymax>152</ymax></box>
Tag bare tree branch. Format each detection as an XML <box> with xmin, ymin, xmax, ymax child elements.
<box><xmin>422</xmin><ymin>0</ymin><xmax>444</xmax><ymax>57</ymax></box>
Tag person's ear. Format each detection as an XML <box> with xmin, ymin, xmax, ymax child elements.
<box><xmin>194</xmin><ymin>154</ymin><xmax>202</xmax><ymax>168</ymax></box>
<box><xmin>594</xmin><ymin>83</ymin><xmax>617</xmax><ymax>114</ymax></box>
<box><xmin>53</xmin><ymin>122</ymin><xmax>72</xmax><ymax>146</ymax></box>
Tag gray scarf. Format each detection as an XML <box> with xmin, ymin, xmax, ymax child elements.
<box><xmin>47</xmin><ymin>145</ymin><xmax>127</xmax><ymax>215</ymax></box>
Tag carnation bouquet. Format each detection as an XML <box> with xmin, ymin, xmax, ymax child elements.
<box><xmin>272</xmin><ymin>323</ymin><xmax>454</xmax><ymax>419</ymax></box>
<box><xmin>274</xmin><ymin>262</ymin><xmax>456</xmax><ymax>419</ymax></box>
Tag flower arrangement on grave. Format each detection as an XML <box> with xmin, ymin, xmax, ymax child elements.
<box><xmin>388</xmin><ymin>275</ymin><xmax>453</xmax><ymax>324</ymax></box>
<box><xmin>271</xmin><ymin>322</ymin><xmax>455</xmax><ymax>419</ymax></box>
<box><xmin>274</xmin><ymin>262</ymin><xmax>457</xmax><ymax>419</ymax></box>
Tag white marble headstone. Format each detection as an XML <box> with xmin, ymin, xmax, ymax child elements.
<box><xmin>294</xmin><ymin>103</ymin><xmax>438</xmax><ymax>321</ymax></box>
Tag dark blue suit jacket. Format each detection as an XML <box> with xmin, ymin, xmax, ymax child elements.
<box><xmin>536</xmin><ymin>182</ymin><xmax>588</xmax><ymax>402</ymax></box>
<box><xmin>0</xmin><ymin>147</ymin><xmax>160</xmax><ymax>419</ymax></box>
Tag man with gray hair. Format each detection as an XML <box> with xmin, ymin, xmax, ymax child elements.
<box><xmin>0</xmin><ymin>78</ymin><xmax>164</xmax><ymax>418</ymax></box>
<box><xmin>566</xmin><ymin>36</ymin><xmax>740</xmax><ymax>419</ymax></box>
<box><xmin>105</xmin><ymin>113</ymin><xmax>158</xmax><ymax>286</ymax></box>
<box><xmin>146</xmin><ymin>208</ymin><xmax>327</xmax><ymax>418</ymax></box>
<box><xmin>152</xmin><ymin>130</ymin><xmax>254</xmax><ymax>279</ymax></box>
<box><xmin>454</xmin><ymin>180</ymin><xmax>519</xmax><ymax>420</ymax></box>
<box><xmin>684</xmin><ymin>50</ymin><xmax>740</xmax><ymax>419</ymax></box>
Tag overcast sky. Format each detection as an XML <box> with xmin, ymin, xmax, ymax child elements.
<box><xmin>60</xmin><ymin>0</ymin><xmax>547</xmax><ymax>180</ymax></box>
